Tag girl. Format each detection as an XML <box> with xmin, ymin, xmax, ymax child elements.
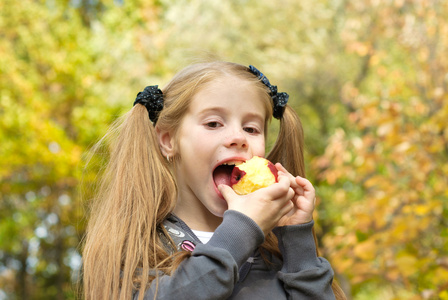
<box><xmin>82</xmin><ymin>61</ymin><xmax>346</xmax><ymax>299</ymax></box>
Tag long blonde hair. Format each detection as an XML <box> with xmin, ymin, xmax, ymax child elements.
<box><xmin>81</xmin><ymin>61</ymin><xmax>346</xmax><ymax>299</ymax></box>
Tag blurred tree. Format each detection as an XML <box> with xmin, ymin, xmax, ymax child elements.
<box><xmin>154</xmin><ymin>0</ymin><xmax>359</xmax><ymax>164</ymax></box>
<box><xmin>2</xmin><ymin>0</ymin><xmax>447</xmax><ymax>299</ymax></box>
<box><xmin>0</xmin><ymin>0</ymin><xmax>163</xmax><ymax>298</ymax></box>
<box><xmin>313</xmin><ymin>0</ymin><xmax>448</xmax><ymax>299</ymax></box>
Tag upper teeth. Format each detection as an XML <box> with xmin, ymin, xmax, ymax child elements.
<box><xmin>222</xmin><ymin>161</ymin><xmax>243</xmax><ymax>166</ymax></box>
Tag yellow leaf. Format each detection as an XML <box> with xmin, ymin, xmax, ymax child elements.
<box><xmin>439</xmin><ymin>290</ymin><xmax>448</xmax><ymax>300</ymax></box>
<box><xmin>414</xmin><ymin>204</ymin><xmax>430</xmax><ymax>216</ymax></box>
<box><xmin>395</xmin><ymin>254</ymin><xmax>418</xmax><ymax>277</ymax></box>
<box><xmin>353</xmin><ymin>239</ymin><xmax>377</xmax><ymax>260</ymax></box>
<box><xmin>434</xmin><ymin>268</ymin><xmax>448</xmax><ymax>286</ymax></box>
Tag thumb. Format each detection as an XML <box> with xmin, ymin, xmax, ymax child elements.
<box><xmin>218</xmin><ymin>184</ymin><xmax>237</xmax><ymax>203</ymax></box>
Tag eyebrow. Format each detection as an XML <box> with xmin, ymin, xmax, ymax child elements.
<box><xmin>244</xmin><ymin>111</ymin><xmax>265</xmax><ymax>124</ymax></box>
<box><xmin>197</xmin><ymin>106</ymin><xmax>265</xmax><ymax>124</ymax></box>
<box><xmin>196</xmin><ymin>107</ymin><xmax>227</xmax><ymax>117</ymax></box>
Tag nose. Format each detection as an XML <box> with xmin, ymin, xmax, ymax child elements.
<box><xmin>225</xmin><ymin>128</ymin><xmax>248</xmax><ymax>149</ymax></box>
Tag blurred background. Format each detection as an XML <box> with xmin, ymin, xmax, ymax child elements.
<box><xmin>1</xmin><ymin>0</ymin><xmax>447</xmax><ymax>299</ymax></box>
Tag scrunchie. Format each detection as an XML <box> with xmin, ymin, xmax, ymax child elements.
<box><xmin>133</xmin><ymin>85</ymin><xmax>164</xmax><ymax>124</ymax></box>
<box><xmin>248</xmin><ymin>65</ymin><xmax>289</xmax><ymax>119</ymax></box>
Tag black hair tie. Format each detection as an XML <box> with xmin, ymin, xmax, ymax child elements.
<box><xmin>133</xmin><ymin>85</ymin><xmax>164</xmax><ymax>124</ymax></box>
<box><xmin>248</xmin><ymin>65</ymin><xmax>289</xmax><ymax>119</ymax></box>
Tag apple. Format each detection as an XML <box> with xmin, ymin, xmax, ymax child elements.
<box><xmin>230</xmin><ymin>156</ymin><xmax>278</xmax><ymax>195</ymax></box>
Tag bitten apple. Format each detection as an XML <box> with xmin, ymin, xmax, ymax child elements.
<box><xmin>230</xmin><ymin>156</ymin><xmax>278</xmax><ymax>195</ymax></box>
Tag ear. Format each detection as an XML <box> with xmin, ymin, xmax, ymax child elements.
<box><xmin>156</xmin><ymin>127</ymin><xmax>176</xmax><ymax>158</ymax></box>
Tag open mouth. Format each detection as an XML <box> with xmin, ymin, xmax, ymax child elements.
<box><xmin>213</xmin><ymin>163</ymin><xmax>236</xmax><ymax>187</ymax></box>
<box><xmin>212</xmin><ymin>161</ymin><xmax>246</xmax><ymax>187</ymax></box>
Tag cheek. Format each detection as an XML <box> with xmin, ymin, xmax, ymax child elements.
<box><xmin>254</xmin><ymin>137</ymin><xmax>266</xmax><ymax>156</ymax></box>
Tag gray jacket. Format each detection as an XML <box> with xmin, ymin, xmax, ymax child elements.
<box><xmin>134</xmin><ymin>210</ymin><xmax>335</xmax><ymax>299</ymax></box>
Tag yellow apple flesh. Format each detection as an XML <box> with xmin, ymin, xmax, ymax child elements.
<box><xmin>231</xmin><ymin>156</ymin><xmax>278</xmax><ymax>195</ymax></box>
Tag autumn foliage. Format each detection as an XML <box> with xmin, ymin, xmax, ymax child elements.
<box><xmin>0</xmin><ymin>0</ymin><xmax>447</xmax><ymax>299</ymax></box>
<box><xmin>311</xmin><ymin>1</ymin><xmax>448</xmax><ymax>298</ymax></box>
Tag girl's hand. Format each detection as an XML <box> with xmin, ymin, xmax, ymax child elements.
<box><xmin>275</xmin><ymin>163</ymin><xmax>315</xmax><ymax>226</ymax></box>
<box><xmin>218</xmin><ymin>173</ymin><xmax>295</xmax><ymax>236</ymax></box>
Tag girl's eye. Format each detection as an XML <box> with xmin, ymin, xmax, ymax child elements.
<box><xmin>206</xmin><ymin>122</ymin><xmax>221</xmax><ymax>128</ymax></box>
<box><xmin>244</xmin><ymin>127</ymin><xmax>260</xmax><ymax>134</ymax></box>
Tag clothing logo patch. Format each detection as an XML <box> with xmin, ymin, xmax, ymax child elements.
<box><xmin>180</xmin><ymin>240</ymin><xmax>196</xmax><ymax>252</ymax></box>
<box><xmin>164</xmin><ymin>226</ymin><xmax>186</xmax><ymax>238</ymax></box>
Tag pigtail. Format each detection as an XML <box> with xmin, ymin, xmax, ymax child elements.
<box><xmin>267</xmin><ymin>105</ymin><xmax>305</xmax><ymax>176</ymax></box>
<box><xmin>82</xmin><ymin>104</ymin><xmax>176</xmax><ymax>300</ymax></box>
<box><xmin>267</xmin><ymin>105</ymin><xmax>347</xmax><ymax>300</ymax></box>
<box><xmin>258</xmin><ymin>106</ymin><xmax>304</xmax><ymax>261</ymax></box>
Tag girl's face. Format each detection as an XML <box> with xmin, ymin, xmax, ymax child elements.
<box><xmin>170</xmin><ymin>76</ymin><xmax>267</xmax><ymax>231</ymax></box>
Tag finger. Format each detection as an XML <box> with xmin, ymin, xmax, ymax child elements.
<box><xmin>276</xmin><ymin>163</ymin><xmax>300</xmax><ymax>189</ymax></box>
<box><xmin>294</xmin><ymin>175</ymin><xmax>312</xmax><ymax>188</ymax></box>
<box><xmin>218</xmin><ymin>184</ymin><xmax>237</xmax><ymax>203</ymax></box>
<box><xmin>280</xmin><ymin>199</ymin><xmax>295</xmax><ymax>216</ymax></box>
<box><xmin>295</xmin><ymin>176</ymin><xmax>315</xmax><ymax>194</ymax></box>
<box><xmin>275</xmin><ymin>163</ymin><xmax>294</xmax><ymax>180</ymax></box>
<box><xmin>251</xmin><ymin>174</ymin><xmax>291</xmax><ymax>201</ymax></box>
<box><xmin>278</xmin><ymin>173</ymin><xmax>303</xmax><ymax>195</ymax></box>
<box><xmin>292</xmin><ymin>184</ymin><xmax>305</xmax><ymax>195</ymax></box>
<box><xmin>276</xmin><ymin>173</ymin><xmax>294</xmax><ymax>193</ymax></box>
<box><xmin>287</xmin><ymin>186</ymin><xmax>295</xmax><ymax>201</ymax></box>
<box><xmin>279</xmin><ymin>188</ymin><xmax>295</xmax><ymax>216</ymax></box>
<box><xmin>275</xmin><ymin>162</ymin><xmax>287</xmax><ymax>173</ymax></box>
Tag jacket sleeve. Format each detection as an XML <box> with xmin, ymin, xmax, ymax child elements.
<box><xmin>272</xmin><ymin>221</ymin><xmax>336</xmax><ymax>300</ymax></box>
<box><xmin>135</xmin><ymin>210</ymin><xmax>265</xmax><ymax>300</ymax></box>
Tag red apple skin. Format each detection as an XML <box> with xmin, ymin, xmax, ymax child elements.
<box><xmin>267</xmin><ymin>161</ymin><xmax>279</xmax><ymax>181</ymax></box>
<box><xmin>230</xmin><ymin>169</ymin><xmax>246</xmax><ymax>186</ymax></box>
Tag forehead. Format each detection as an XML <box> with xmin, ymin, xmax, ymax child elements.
<box><xmin>189</xmin><ymin>76</ymin><xmax>268</xmax><ymax>116</ymax></box>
